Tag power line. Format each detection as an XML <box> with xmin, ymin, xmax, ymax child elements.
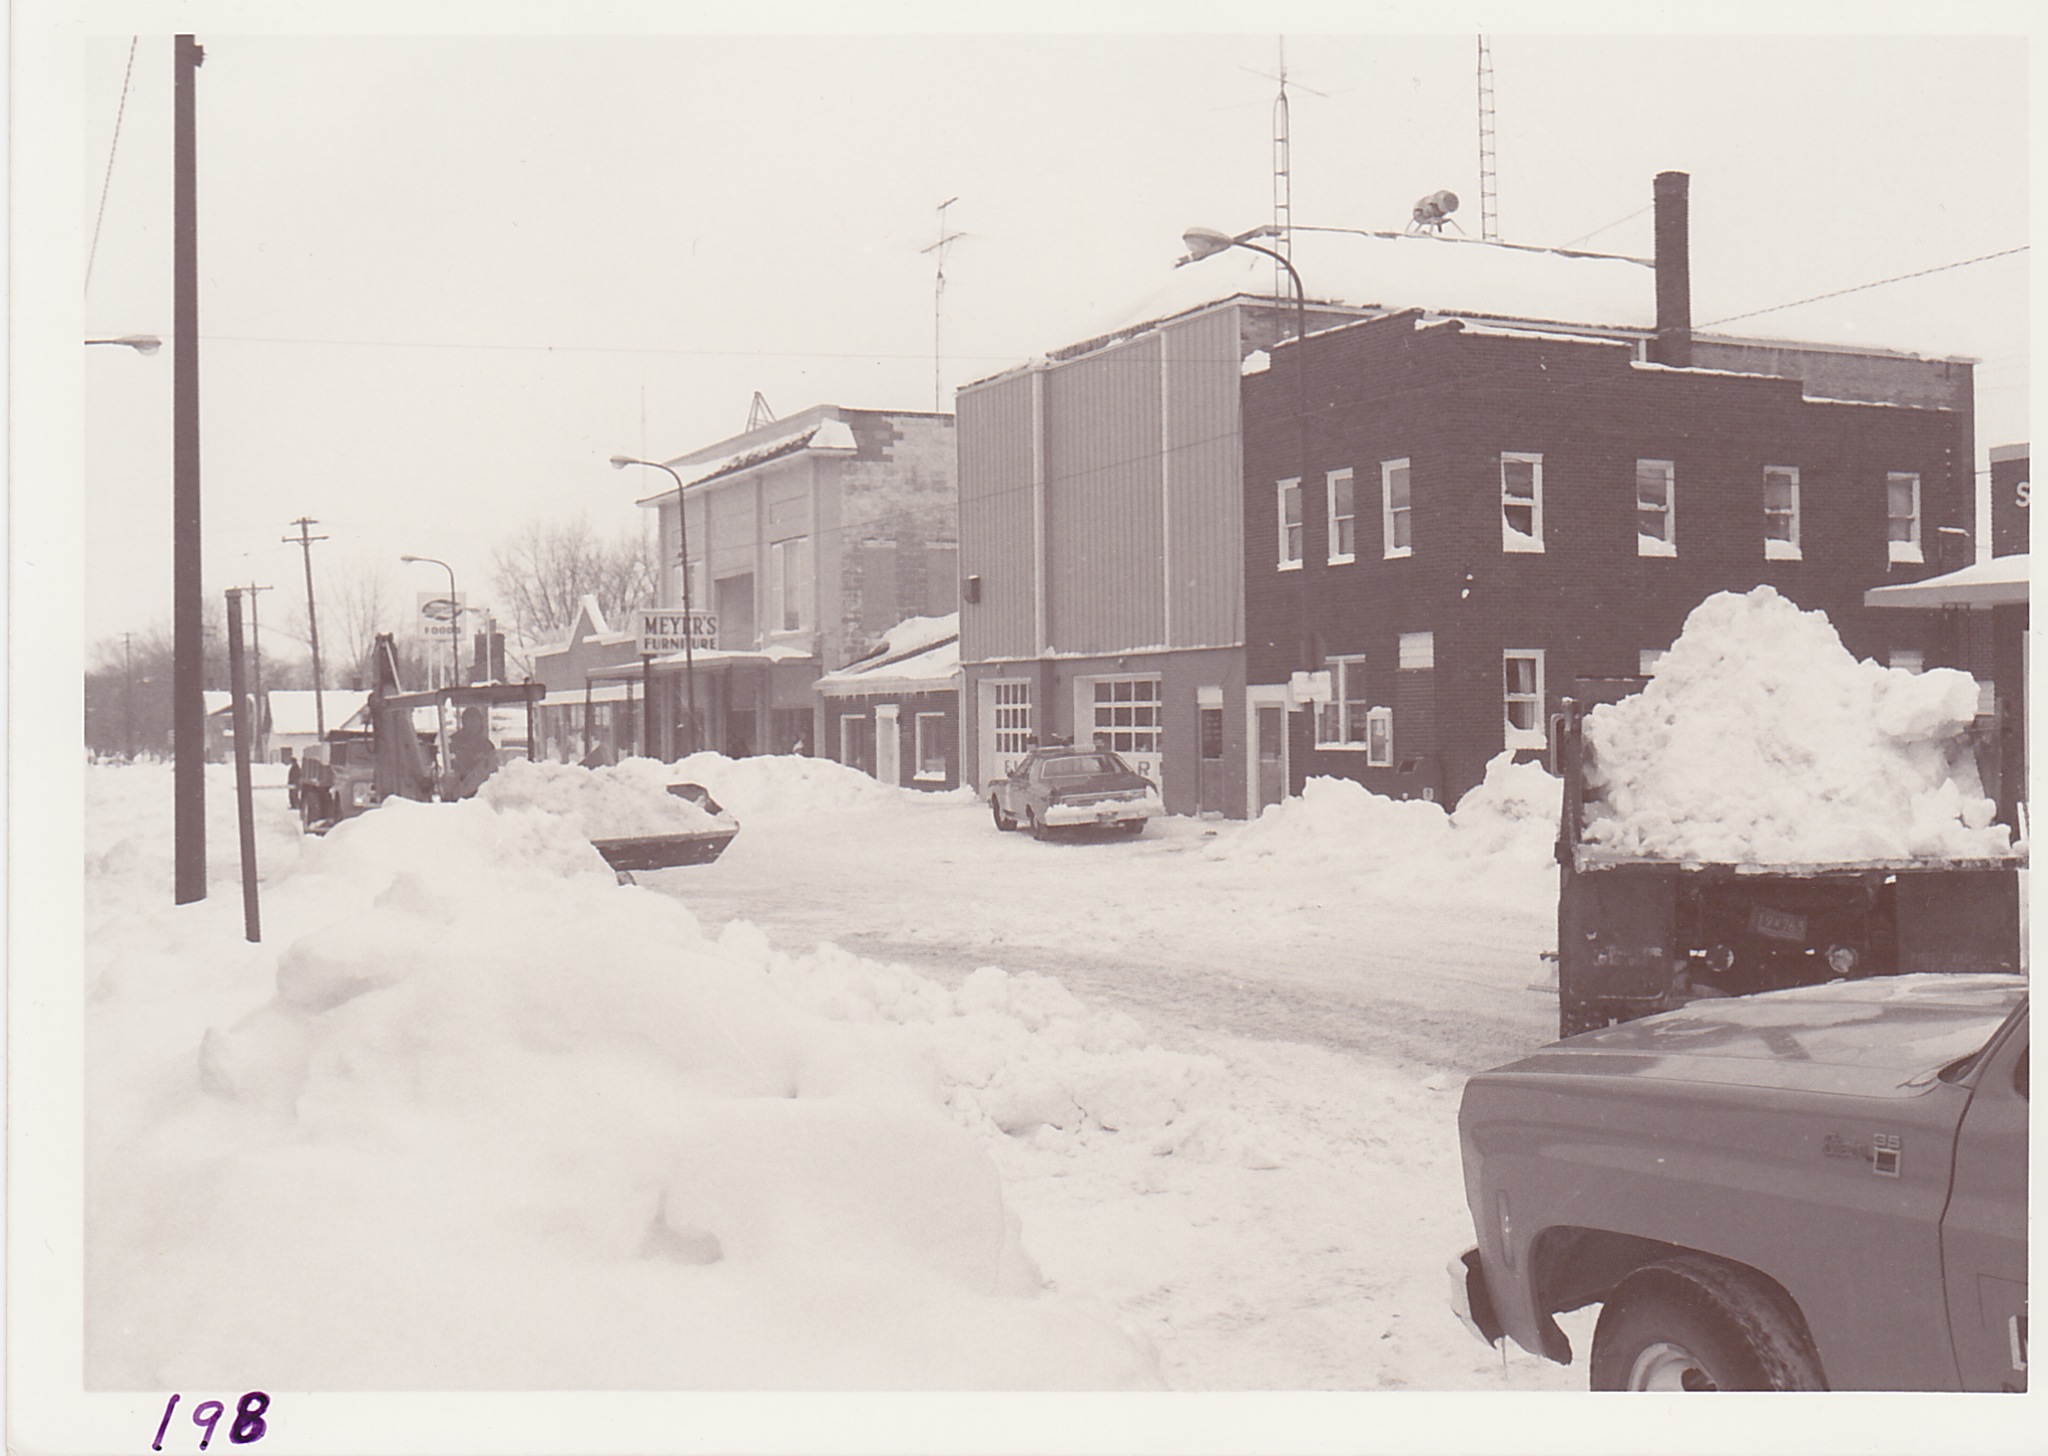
<box><xmin>86</xmin><ymin>36</ymin><xmax>140</xmax><ymax>298</ymax></box>
<box><xmin>1558</xmin><ymin>204</ymin><xmax>1651</xmax><ymax>252</ymax></box>
<box><xmin>1702</xmin><ymin>246</ymin><xmax>2028</xmax><ymax>329</ymax></box>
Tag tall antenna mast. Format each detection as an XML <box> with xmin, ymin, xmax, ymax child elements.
<box><xmin>1477</xmin><ymin>35</ymin><xmax>1500</xmax><ymax>242</ymax></box>
<box><xmin>921</xmin><ymin>197</ymin><xmax>966</xmax><ymax>413</ymax></box>
<box><xmin>1272</xmin><ymin>37</ymin><xmax>1293</xmax><ymax>297</ymax></box>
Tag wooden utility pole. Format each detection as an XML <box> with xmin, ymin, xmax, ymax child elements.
<box><xmin>285</xmin><ymin>517</ymin><xmax>329</xmax><ymax>737</ymax></box>
<box><xmin>225</xmin><ymin>589</ymin><xmax>261</xmax><ymax>942</ymax></box>
<box><xmin>245</xmin><ymin>581</ymin><xmax>273</xmax><ymax>759</ymax></box>
<box><xmin>173</xmin><ymin>33</ymin><xmax>207</xmax><ymax>904</ymax></box>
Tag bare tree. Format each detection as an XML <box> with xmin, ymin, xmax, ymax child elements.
<box><xmin>490</xmin><ymin>515</ymin><xmax>654</xmax><ymax>652</ymax></box>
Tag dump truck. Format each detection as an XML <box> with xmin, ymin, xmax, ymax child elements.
<box><xmin>1553</xmin><ymin>680</ymin><xmax>2024</xmax><ymax>1038</ymax></box>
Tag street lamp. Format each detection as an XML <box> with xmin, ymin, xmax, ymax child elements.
<box><xmin>610</xmin><ymin>455</ymin><xmax>698</xmax><ymax>757</ymax></box>
<box><xmin>400</xmin><ymin>554</ymin><xmax>461</xmax><ymax>688</ymax></box>
<box><xmin>1180</xmin><ymin>222</ymin><xmax>1316</xmax><ymax>775</ymax></box>
<box><xmin>85</xmin><ymin>334</ymin><xmax>164</xmax><ymax>354</ymax></box>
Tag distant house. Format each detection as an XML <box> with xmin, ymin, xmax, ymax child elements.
<box><xmin>268</xmin><ymin>689</ymin><xmax>369</xmax><ymax>763</ymax></box>
<box><xmin>531</xmin><ymin>405</ymin><xmax>956</xmax><ymax>762</ymax></box>
<box><xmin>815</xmin><ymin>613</ymin><xmax>961</xmax><ymax>789</ymax></box>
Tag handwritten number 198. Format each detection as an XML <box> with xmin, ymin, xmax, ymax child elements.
<box><xmin>152</xmin><ymin>1392</ymin><xmax>269</xmax><ymax>1450</ymax></box>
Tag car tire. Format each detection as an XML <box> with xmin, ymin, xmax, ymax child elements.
<box><xmin>1117</xmin><ymin>820</ymin><xmax>1146</xmax><ymax>838</ymax></box>
<box><xmin>991</xmin><ymin>796</ymin><xmax>1017</xmax><ymax>832</ymax></box>
<box><xmin>1026</xmin><ymin>808</ymin><xmax>1048</xmax><ymax>841</ymax></box>
<box><xmin>1559</xmin><ymin>996</ymin><xmax>1610</xmax><ymax>1039</ymax></box>
<box><xmin>1589</xmin><ymin>1255</ymin><xmax>1826</xmax><ymax>1391</ymax></box>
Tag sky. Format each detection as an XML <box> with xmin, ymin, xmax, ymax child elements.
<box><xmin>42</xmin><ymin>11</ymin><xmax>2038</xmax><ymax>657</ymax></box>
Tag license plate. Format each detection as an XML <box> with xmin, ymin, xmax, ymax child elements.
<box><xmin>1750</xmin><ymin>906</ymin><xmax>1808</xmax><ymax>941</ymax></box>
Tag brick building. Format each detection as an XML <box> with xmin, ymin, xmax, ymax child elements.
<box><xmin>531</xmin><ymin>405</ymin><xmax>956</xmax><ymax>762</ymax></box>
<box><xmin>1243</xmin><ymin>306</ymin><xmax>1979</xmax><ymax>805</ymax></box>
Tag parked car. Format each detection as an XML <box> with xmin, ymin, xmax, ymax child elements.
<box><xmin>988</xmin><ymin>744</ymin><xmax>1157</xmax><ymax>839</ymax></box>
<box><xmin>1451</xmin><ymin>974</ymin><xmax>2027</xmax><ymax>1391</ymax></box>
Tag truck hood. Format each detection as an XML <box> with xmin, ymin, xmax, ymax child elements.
<box><xmin>1499</xmin><ymin>974</ymin><xmax>2025</xmax><ymax>1094</ymax></box>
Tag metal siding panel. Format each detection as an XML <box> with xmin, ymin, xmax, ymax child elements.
<box><xmin>958</xmin><ymin>379</ymin><xmax>1036</xmax><ymax>662</ymax></box>
<box><xmin>1166</xmin><ymin>310</ymin><xmax>1246</xmax><ymax>648</ymax></box>
<box><xmin>1045</xmin><ymin>339</ymin><xmax>1164</xmax><ymax>655</ymax></box>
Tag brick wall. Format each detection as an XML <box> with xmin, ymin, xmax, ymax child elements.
<box><xmin>1244</xmin><ymin>312</ymin><xmax>1976</xmax><ymax>802</ymax></box>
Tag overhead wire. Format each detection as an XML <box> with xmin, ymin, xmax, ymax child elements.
<box><xmin>86</xmin><ymin>36</ymin><xmax>140</xmax><ymax>299</ymax></box>
<box><xmin>1701</xmin><ymin>246</ymin><xmax>2028</xmax><ymax>329</ymax></box>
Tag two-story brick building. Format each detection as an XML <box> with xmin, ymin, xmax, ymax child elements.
<box><xmin>958</xmin><ymin>172</ymin><xmax>1979</xmax><ymax>816</ymax></box>
<box><xmin>1242</xmin><ymin>306</ymin><xmax>1978</xmax><ymax>807</ymax></box>
<box><xmin>531</xmin><ymin>405</ymin><xmax>956</xmax><ymax>761</ymax></box>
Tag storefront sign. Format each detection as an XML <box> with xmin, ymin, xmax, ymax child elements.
<box><xmin>637</xmin><ymin>607</ymin><xmax>719</xmax><ymax>655</ymax></box>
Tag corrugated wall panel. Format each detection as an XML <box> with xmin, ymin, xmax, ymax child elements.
<box><xmin>1164</xmin><ymin>309</ymin><xmax>1246</xmax><ymax>649</ymax></box>
<box><xmin>1044</xmin><ymin>336</ymin><xmax>1165</xmax><ymax>655</ymax></box>
<box><xmin>957</xmin><ymin>376</ymin><xmax>1038</xmax><ymax>663</ymax></box>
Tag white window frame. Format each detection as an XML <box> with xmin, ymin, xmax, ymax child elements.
<box><xmin>1365</xmin><ymin>707</ymin><xmax>1394</xmax><ymax>768</ymax></box>
<box><xmin>1890</xmin><ymin>650</ymin><xmax>1925</xmax><ymax>674</ymax></box>
<box><xmin>1887</xmin><ymin>471</ymin><xmax>1923</xmax><ymax>564</ymax></box>
<box><xmin>1089</xmin><ymin>676</ymin><xmax>1163</xmax><ymax>756</ymax></box>
<box><xmin>1278</xmin><ymin>478</ymin><xmax>1303</xmax><ymax>569</ymax></box>
<box><xmin>914</xmin><ymin>711</ymin><xmax>948</xmax><ymax>782</ymax></box>
<box><xmin>1639</xmin><ymin>649</ymin><xmax>1667</xmax><ymax>677</ymax></box>
<box><xmin>1382</xmin><ymin>458</ymin><xmax>1413</xmax><ymax>559</ymax></box>
<box><xmin>766</xmin><ymin>535</ymin><xmax>813</xmax><ymax>632</ymax></box>
<box><xmin>1503</xmin><ymin>649</ymin><xmax>1548</xmax><ymax>750</ymax></box>
<box><xmin>1636</xmin><ymin>458</ymin><xmax>1676</xmax><ymax>557</ymax></box>
<box><xmin>1326</xmin><ymin>469</ymin><xmax>1357</xmax><ymax>565</ymax></box>
<box><xmin>838</xmin><ymin>713</ymin><xmax>866</xmax><ymax>769</ymax></box>
<box><xmin>1764</xmin><ymin>465</ymin><xmax>1801</xmax><ymax>560</ymax></box>
<box><xmin>1314</xmin><ymin>656</ymin><xmax>1370</xmax><ymax>749</ymax></box>
<box><xmin>1398</xmin><ymin>631</ymin><xmax>1435</xmax><ymax>671</ymax></box>
<box><xmin>1501</xmin><ymin>452</ymin><xmax>1544</xmax><ymax>552</ymax></box>
<box><xmin>991</xmin><ymin>680</ymin><xmax>1033</xmax><ymax>756</ymax></box>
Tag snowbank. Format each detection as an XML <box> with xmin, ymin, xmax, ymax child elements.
<box><xmin>479</xmin><ymin>756</ymin><xmax>728</xmax><ymax>839</ymax></box>
<box><xmin>1202</xmin><ymin>753</ymin><xmax>1561</xmax><ymax>908</ymax></box>
<box><xmin>86</xmin><ymin>771</ymin><xmax>1160</xmax><ymax>1390</ymax></box>
<box><xmin>658</xmin><ymin>750</ymin><xmax>953</xmax><ymax>821</ymax></box>
<box><xmin>1583</xmin><ymin>587</ymin><xmax>2013</xmax><ymax>863</ymax></box>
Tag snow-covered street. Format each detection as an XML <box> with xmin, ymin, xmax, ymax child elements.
<box><xmin>84</xmin><ymin>753</ymin><xmax>1580</xmax><ymax>1394</ymax></box>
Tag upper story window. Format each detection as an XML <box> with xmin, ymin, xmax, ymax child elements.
<box><xmin>1382</xmin><ymin>458</ymin><xmax>1413</xmax><ymax>559</ymax></box>
<box><xmin>1278</xmin><ymin>478</ymin><xmax>1303</xmax><ymax>569</ymax></box>
<box><xmin>1326</xmin><ymin>470</ymin><xmax>1356</xmax><ymax>564</ymax></box>
<box><xmin>1764</xmin><ymin>466</ymin><xmax>1801</xmax><ymax>560</ymax></box>
<box><xmin>1503</xmin><ymin>649</ymin><xmax>1547</xmax><ymax>750</ymax></box>
<box><xmin>767</xmin><ymin>536</ymin><xmax>813</xmax><ymax>632</ymax></box>
<box><xmin>1315</xmin><ymin>656</ymin><xmax>1370</xmax><ymax>748</ymax></box>
<box><xmin>1636</xmin><ymin>459</ymin><xmax>1676</xmax><ymax>557</ymax></box>
<box><xmin>1887</xmin><ymin>472</ymin><xmax>1923</xmax><ymax>564</ymax></box>
<box><xmin>1398</xmin><ymin>631</ymin><xmax>1435</xmax><ymax>671</ymax></box>
<box><xmin>1501</xmin><ymin>452</ymin><xmax>1544</xmax><ymax>552</ymax></box>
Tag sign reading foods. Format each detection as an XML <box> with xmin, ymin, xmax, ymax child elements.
<box><xmin>637</xmin><ymin>607</ymin><xmax>719</xmax><ymax>655</ymax></box>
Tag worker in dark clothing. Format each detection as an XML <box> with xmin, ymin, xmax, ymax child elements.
<box><xmin>283</xmin><ymin>747</ymin><xmax>301</xmax><ymax>810</ymax></box>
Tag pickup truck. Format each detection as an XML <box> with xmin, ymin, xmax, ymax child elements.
<box><xmin>1452</xmin><ymin>974</ymin><xmax>2027</xmax><ymax>1391</ymax></box>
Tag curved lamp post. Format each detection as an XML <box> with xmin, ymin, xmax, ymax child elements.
<box><xmin>400</xmin><ymin>553</ymin><xmax>461</xmax><ymax>688</ymax></box>
<box><xmin>610</xmin><ymin>455</ymin><xmax>698</xmax><ymax>757</ymax></box>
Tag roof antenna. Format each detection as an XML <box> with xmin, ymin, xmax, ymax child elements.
<box><xmin>747</xmin><ymin>390</ymin><xmax>776</xmax><ymax>432</ymax></box>
<box><xmin>921</xmin><ymin>197</ymin><xmax>967</xmax><ymax>412</ymax></box>
<box><xmin>1477</xmin><ymin>35</ymin><xmax>1500</xmax><ymax>241</ymax></box>
<box><xmin>1241</xmin><ymin>39</ymin><xmax>1326</xmax><ymax>299</ymax></box>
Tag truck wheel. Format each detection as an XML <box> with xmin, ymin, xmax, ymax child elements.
<box><xmin>991</xmin><ymin>796</ymin><xmax>1017</xmax><ymax>832</ymax></box>
<box><xmin>1590</xmin><ymin>1255</ymin><xmax>1826</xmax><ymax>1391</ymax></box>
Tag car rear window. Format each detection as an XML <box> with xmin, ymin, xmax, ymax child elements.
<box><xmin>1041</xmin><ymin>755</ymin><xmax>1118</xmax><ymax>776</ymax></box>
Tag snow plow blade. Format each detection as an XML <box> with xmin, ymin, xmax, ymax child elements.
<box><xmin>592</xmin><ymin>783</ymin><xmax>738</xmax><ymax>875</ymax></box>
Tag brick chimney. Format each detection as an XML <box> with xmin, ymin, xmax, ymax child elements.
<box><xmin>1652</xmin><ymin>170</ymin><xmax>1692</xmax><ymax>367</ymax></box>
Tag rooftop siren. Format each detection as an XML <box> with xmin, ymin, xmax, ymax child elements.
<box><xmin>1410</xmin><ymin>189</ymin><xmax>1461</xmax><ymax>234</ymax></box>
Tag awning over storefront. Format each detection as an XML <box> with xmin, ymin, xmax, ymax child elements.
<box><xmin>1865</xmin><ymin>554</ymin><xmax>2031</xmax><ymax>609</ymax></box>
<box><xmin>583</xmin><ymin>646</ymin><xmax>818</xmax><ymax>682</ymax></box>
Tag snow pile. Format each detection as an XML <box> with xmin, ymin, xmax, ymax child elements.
<box><xmin>759</xmin><ymin>945</ymin><xmax>1282</xmax><ymax>1168</ymax></box>
<box><xmin>1201</xmin><ymin>754</ymin><xmax>1561</xmax><ymax>907</ymax></box>
<box><xmin>658</xmin><ymin>750</ymin><xmax>945</xmax><ymax>822</ymax></box>
<box><xmin>1583</xmin><ymin>586</ymin><xmax>2012</xmax><ymax>863</ymax></box>
<box><xmin>87</xmin><ymin>785</ymin><xmax>1159</xmax><ymax>1390</ymax></box>
<box><xmin>479</xmin><ymin>756</ymin><xmax>728</xmax><ymax>840</ymax></box>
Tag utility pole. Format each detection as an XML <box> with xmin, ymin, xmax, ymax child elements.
<box><xmin>173</xmin><ymin>33</ymin><xmax>207</xmax><ymax>905</ymax></box>
<box><xmin>245</xmin><ymin>581</ymin><xmax>273</xmax><ymax>760</ymax></box>
<box><xmin>122</xmin><ymin>632</ymin><xmax>136</xmax><ymax>759</ymax></box>
<box><xmin>285</xmin><ymin>517</ymin><xmax>329</xmax><ymax>738</ymax></box>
